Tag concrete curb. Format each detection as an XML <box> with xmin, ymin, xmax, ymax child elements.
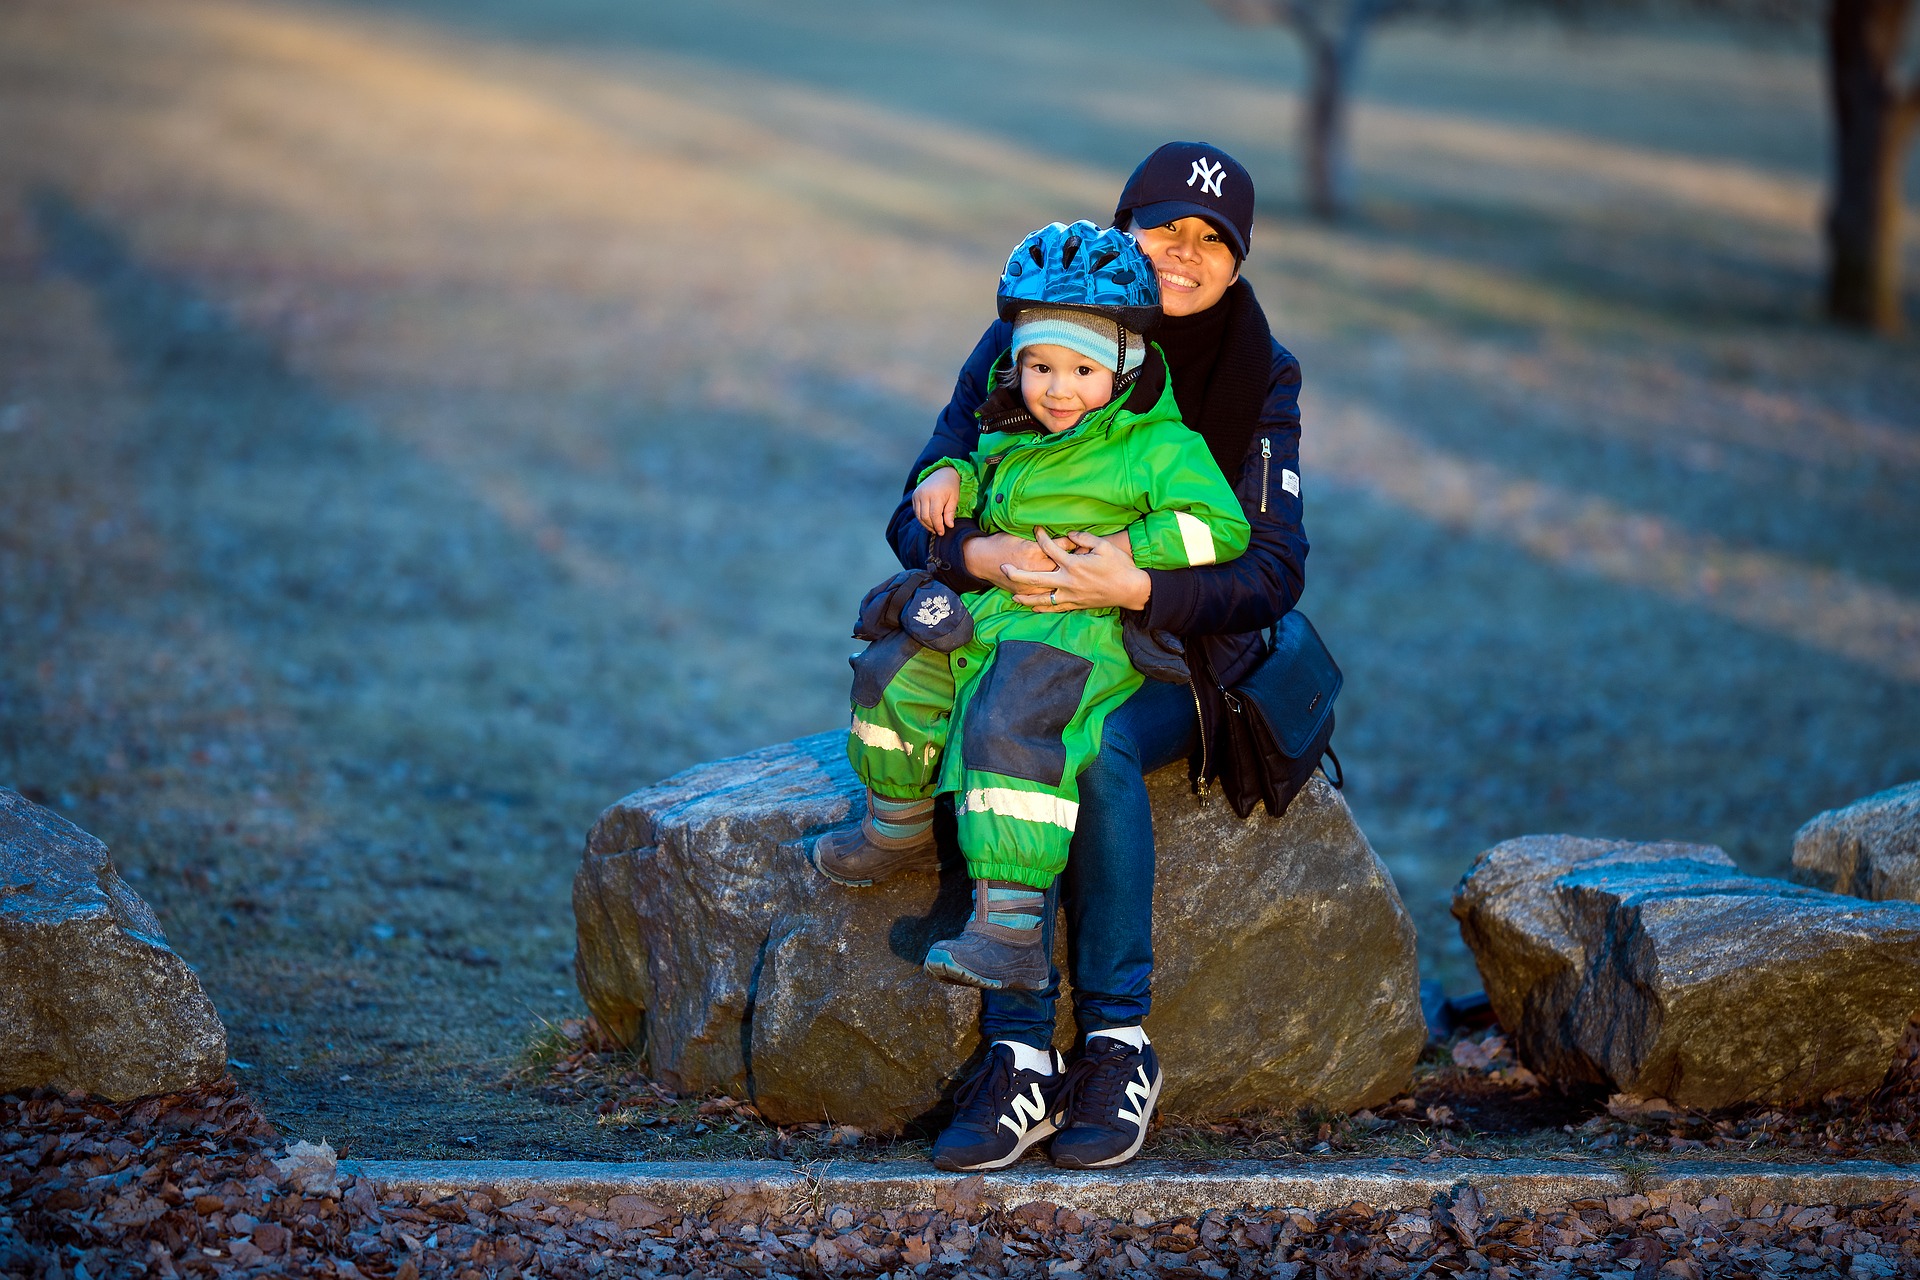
<box><xmin>343</xmin><ymin>1158</ymin><xmax>1920</xmax><ymax>1220</ymax></box>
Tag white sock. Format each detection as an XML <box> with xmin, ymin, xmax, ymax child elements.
<box><xmin>996</xmin><ymin>1040</ymin><xmax>1055</xmax><ymax>1076</ymax></box>
<box><xmin>1090</xmin><ymin>1025</ymin><xmax>1148</xmax><ymax>1050</ymax></box>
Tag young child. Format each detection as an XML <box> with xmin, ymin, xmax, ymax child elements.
<box><xmin>815</xmin><ymin>221</ymin><xmax>1250</xmax><ymax>991</ymax></box>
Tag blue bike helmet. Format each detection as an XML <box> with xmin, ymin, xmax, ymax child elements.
<box><xmin>996</xmin><ymin>221</ymin><xmax>1161</xmax><ymax>335</ymax></box>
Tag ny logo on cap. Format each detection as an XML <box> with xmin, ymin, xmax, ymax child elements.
<box><xmin>1187</xmin><ymin>157</ymin><xmax>1225</xmax><ymax>198</ymax></box>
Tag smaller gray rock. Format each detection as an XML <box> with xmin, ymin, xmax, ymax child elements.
<box><xmin>1454</xmin><ymin>835</ymin><xmax>1920</xmax><ymax>1109</ymax></box>
<box><xmin>0</xmin><ymin>789</ymin><xmax>227</xmax><ymax>1099</ymax></box>
<box><xmin>1793</xmin><ymin>780</ymin><xmax>1920</xmax><ymax>901</ymax></box>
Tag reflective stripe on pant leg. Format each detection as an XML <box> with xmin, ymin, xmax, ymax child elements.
<box><xmin>846</xmin><ymin>642</ymin><xmax>955</xmax><ymax>800</ymax></box>
<box><xmin>954</xmin><ymin>779</ymin><xmax>1078</xmax><ymax>888</ymax></box>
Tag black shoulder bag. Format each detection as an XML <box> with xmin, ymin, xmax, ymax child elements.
<box><xmin>1217</xmin><ymin>610</ymin><xmax>1344</xmax><ymax>820</ymax></box>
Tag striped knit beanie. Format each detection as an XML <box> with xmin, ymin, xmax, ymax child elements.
<box><xmin>1011</xmin><ymin>307</ymin><xmax>1146</xmax><ymax>376</ymax></box>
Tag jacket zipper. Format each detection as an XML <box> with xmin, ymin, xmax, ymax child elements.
<box><xmin>1189</xmin><ymin>671</ymin><xmax>1209</xmax><ymax>791</ymax></box>
<box><xmin>1259</xmin><ymin>437</ymin><xmax>1271</xmax><ymax>513</ymax></box>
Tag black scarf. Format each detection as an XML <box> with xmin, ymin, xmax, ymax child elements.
<box><xmin>1151</xmin><ymin>278</ymin><xmax>1273</xmax><ymax>479</ymax></box>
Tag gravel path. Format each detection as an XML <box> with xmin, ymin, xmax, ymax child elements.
<box><xmin>1</xmin><ymin>0</ymin><xmax>1916</xmax><ymax>1160</ymax></box>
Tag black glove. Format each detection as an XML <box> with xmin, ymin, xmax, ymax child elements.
<box><xmin>1122</xmin><ymin>619</ymin><xmax>1189</xmax><ymax>683</ymax></box>
<box><xmin>854</xmin><ymin>570</ymin><xmax>931</xmax><ymax>641</ymax></box>
<box><xmin>853</xmin><ymin>569</ymin><xmax>974</xmax><ymax>653</ymax></box>
<box><xmin>899</xmin><ymin>579</ymin><xmax>973</xmax><ymax>653</ymax></box>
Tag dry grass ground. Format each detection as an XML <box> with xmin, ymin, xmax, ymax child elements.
<box><xmin>1</xmin><ymin>0</ymin><xmax>1917</xmax><ymax>1161</ymax></box>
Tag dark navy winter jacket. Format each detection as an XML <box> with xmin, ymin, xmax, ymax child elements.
<box><xmin>887</xmin><ymin>318</ymin><xmax>1309</xmax><ymax>726</ymax></box>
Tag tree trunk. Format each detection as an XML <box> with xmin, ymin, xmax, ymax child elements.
<box><xmin>1302</xmin><ymin>30</ymin><xmax>1353</xmax><ymax>220</ymax></box>
<box><xmin>1824</xmin><ymin>0</ymin><xmax>1918</xmax><ymax>333</ymax></box>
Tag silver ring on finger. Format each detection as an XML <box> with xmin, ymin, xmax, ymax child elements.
<box><xmin>1049</xmin><ymin>589</ymin><xmax>1058</xmax><ymax>606</ymax></box>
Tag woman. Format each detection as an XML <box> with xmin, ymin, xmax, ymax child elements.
<box><xmin>887</xmin><ymin>142</ymin><xmax>1308</xmax><ymax>1171</ymax></box>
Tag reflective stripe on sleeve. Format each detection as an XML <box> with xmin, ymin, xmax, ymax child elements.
<box><xmin>1174</xmin><ymin>511</ymin><xmax>1217</xmax><ymax>565</ymax></box>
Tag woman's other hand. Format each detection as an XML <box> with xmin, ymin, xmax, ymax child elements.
<box><xmin>1007</xmin><ymin>528</ymin><xmax>1151</xmax><ymax>612</ymax></box>
<box><xmin>961</xmin><ymin>531</ymin><xmax>1055</xmax><ymax>592</ymax></box>
<box><xmin>912</xmin><ymin>467</ymin><xmax>962</xmax><ymax>534</ymax></box>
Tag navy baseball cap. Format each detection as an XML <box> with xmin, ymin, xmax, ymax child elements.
<box><xmin>1113</xmin><ymin>141</ymin><xmax>1255</xmax><ymax>261</ymax></box>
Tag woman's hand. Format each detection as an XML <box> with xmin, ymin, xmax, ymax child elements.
<box><xmin>913</xmin><ymin>468</ymin><xmax>962</xmax><ymax>534</ymax></box>
<box><xmin>961</xmin><ymin>531</ymin><xmax>1055</xmax><ymax>592</ymax></box>
<box><xmin>1006</xmin><ymin>528</ymin><xmax>1151</xmax><ymax>613</ymax></box>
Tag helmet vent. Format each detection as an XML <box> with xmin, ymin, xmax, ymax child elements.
<box><xmin>994</xmin><ymin>219</ymin><xmax>1162</xmax><ymax>332</ymax></box>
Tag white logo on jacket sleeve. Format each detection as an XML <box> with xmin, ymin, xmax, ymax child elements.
<box><xmin>1187</xmin><ymin>158</ymin><xmax>1226</xmax><ymax>198</ymax></box>
<box><xmin>1281</xmin><ymin>469</ymin><xmax>1300</xmax><ymax>497</ymax></box>
<box><xmin>913</xmin><ymin>594</ymin><xmax>952</xmax><ymax>627</ymax></box>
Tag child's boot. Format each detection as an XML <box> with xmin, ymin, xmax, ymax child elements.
<box><xmin>812</xmin><ymin>791</ymin><xmax>936</xmax><ymax>887</ymax></box>
<box><xmin>924</xmin><ymin>879</ymin><xmax>1050</xmax><ymax>991</ymax></box>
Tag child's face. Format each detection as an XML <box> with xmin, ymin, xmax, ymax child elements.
<box><xmin>1019</xmin><ymin>343</ymin><xmax>1115</xmax><ymax>434</ymax></box>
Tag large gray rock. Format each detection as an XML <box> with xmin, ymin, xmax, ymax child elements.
<box><xmin>1453</xmin><ymin>835</ymin><xmax>1920</xmax><ymax>1108</ymax></box>
<box><xmin>574</xmin><ymin>732</ymin><xmax>1424</xmax><ymax>1133</ymax></box>
<box><xmin>0</xmin><ymin>789</ymin><xmax>227</xmax><ymax>1099</ymax></box>
<box><xmin>1793</xmin><ymin>780</ymin><xmax>1920</xmax><ymax>902</ymax></box>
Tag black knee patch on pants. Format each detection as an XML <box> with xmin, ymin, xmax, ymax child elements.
<box><xmin>961</xmin><ymin>640</ymin><xmax>1091</xmax><ymax>787</ymax></box>
<box><xmin>850</xmin><ymin>631</ymin><xmax>922</xmax><ymax>709</ymax></box>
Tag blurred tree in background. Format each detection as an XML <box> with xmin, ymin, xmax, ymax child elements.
<box><xmin>1208</xmin><ymin>0</ymin><xmax>1916</xmax><ymax>332</ymax></box>
<box><xmin>1207</xmin><ymin>0</ymin><xmax>1406</xmax><ymax>219</ymax></box>
<box><xmin>1825</xmin><ymin>0</ymin><xmax>1918</xmax><ymax>331</ymax></box>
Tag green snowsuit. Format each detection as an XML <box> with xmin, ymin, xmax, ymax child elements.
<box><xmin>847</xmin><ymin>356</ymin><xmax>1251</xmax><ymax>889</ymax></box>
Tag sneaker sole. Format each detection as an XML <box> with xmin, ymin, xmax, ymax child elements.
<box><xmin>1051</xmin><ymin>1070</ymin><xmax>1162</xmax><ymax>1170</ymax></box>
<box><xmin>922</xmin><ymin>949</ymin><xmax>1048</xmax><ymax>992</ymax></box>
<box><xmin>931</xmin><ymin>1117</ymin><xmax>1058</xmax><ymax>1172</ymax></box>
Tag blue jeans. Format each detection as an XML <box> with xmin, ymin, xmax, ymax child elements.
<box><xmin>979</xmin><ymin>676</ymin><xmax>1198</xmax><ymax>1049</ymax></box>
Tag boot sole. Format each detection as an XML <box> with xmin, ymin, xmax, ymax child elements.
<box><xmin>1051</xmin><ymin>1071</ymin><xmax>1162</xmax><ymax>1170</ymax></box>
<box><xmin>931</xmin><ymin>1117</ymin><xmax>1058</xmax><ymax>1172</ymax></box>
<box><xmin>810</xmin><ymin>853</ymin><xmax>875</xmax><ymax>888</ymax></box>
<box><xmin>809</xmin><ymin>834</ymin><xmax>933</xmax><ymax>889</ymax></box>
<box><xmin>923</xmin><ymin>949</ymin><xmax>1048</xmax><ymax>992</ymax></box>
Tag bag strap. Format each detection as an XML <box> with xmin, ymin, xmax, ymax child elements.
<box><xmin>1322</xmin><ymin>747</ymin><xmax>1344</xmax><ymax>790</ymax></box>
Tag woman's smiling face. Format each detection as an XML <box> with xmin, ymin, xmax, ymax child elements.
<box><xmin>1130</xmin><ymin>217</ymin><xmax>1239</xmax><ymax>317</ymax></box>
